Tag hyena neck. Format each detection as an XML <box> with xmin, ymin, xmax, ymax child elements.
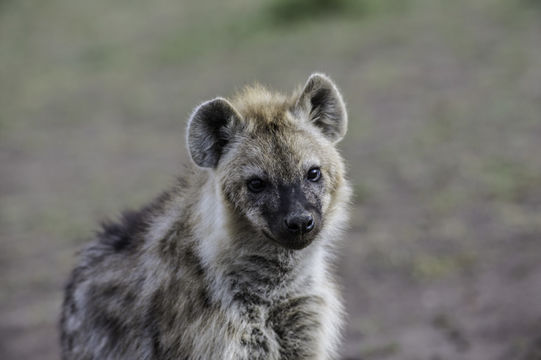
<box><xmin>191</xmin><ymin>172</ymin><xmax>326</xmax><ymax>306</ymax></box>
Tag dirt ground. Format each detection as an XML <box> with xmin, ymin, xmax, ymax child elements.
<box><xmin>1</xmin><ymin>0</ymin><xmax>541</xmax><ymax>359</ymax></box>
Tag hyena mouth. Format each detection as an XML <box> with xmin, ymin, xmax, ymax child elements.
<box><xmin>262</xmin><ymin>230</ymin><xmax>314</xmax><ymax>250</ymax></box>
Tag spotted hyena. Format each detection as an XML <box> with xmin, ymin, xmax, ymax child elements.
<box><xmin>60</xmin><ymin>73</ymin><xmax>352</xmax><ymax>359</ymax></box>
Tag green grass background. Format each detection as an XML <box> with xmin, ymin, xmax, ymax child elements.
<box><xmin>1</xmin><ymin>0</ymin><xmax>541</xmax><ymax>359</ymax></box>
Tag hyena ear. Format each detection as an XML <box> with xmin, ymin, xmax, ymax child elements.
<box><xmin>294</xmin><ymin>73</ymin><xmax>348</xmax><ymax>143</ymax></box>
<box><xmin>187</xmin><ymin>97</ymin><xmax>242</xmax><ymax>168</ymax></box>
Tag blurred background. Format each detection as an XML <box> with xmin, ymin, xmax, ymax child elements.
<box><xmin>1</xmin><ymin>0</ymin><xmax>541</xmax><ymax>359</ymax></box>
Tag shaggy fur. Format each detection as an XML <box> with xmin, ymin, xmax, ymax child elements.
<box><xmin>60</xmin><ymin>73</ymin><xmax>352</xmax><ymax>360</ymax></box>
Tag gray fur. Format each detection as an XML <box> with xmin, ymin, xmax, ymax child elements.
<box><xmin>60</xmin><ymin>73</ymin><xmax>352</xmax><ymax>360</ymax></box>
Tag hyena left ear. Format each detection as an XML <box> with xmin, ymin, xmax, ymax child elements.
<box><xmin>294</xmin><ymin>73</ymin><xmax>348</xmax><ymax>143</ymax></box>
<box><xmin>187</xmin><ymin>97</ymin><xmax>242</xmax><ymax>168</ymax></box>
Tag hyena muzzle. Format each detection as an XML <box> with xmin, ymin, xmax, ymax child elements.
<box><xmin>60</xmin><ymin>73</ymin><xmax>352</xmax><ymax>360</ymax></box>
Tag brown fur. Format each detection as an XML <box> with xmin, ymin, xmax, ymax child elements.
<box><xmin>60</xmin><ymin>73</ymin><xmax>351</xmax><ymax>359</ymax></box>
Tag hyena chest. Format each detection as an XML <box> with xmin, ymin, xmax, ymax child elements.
<box><xmin>151</xmin><ymin>291</ymin><xmax>324</xmax><ymax>360</ymax></box>
<box><xmin>218</xmin><ymin>296</ymin><xmax>324</xmax><ymax>360</ymax></box>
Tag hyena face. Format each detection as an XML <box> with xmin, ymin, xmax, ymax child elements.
<box><xmin>187</xmin><ymin>73</ymin><xmax>347</xmax><ymax>250</ymax></box>
<box><xmin>218</xmin><ymin>124</ymin><xmax>343</xmax><ymax>250</ymax></box>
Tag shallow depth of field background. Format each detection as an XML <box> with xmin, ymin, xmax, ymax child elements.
<box><xmin>1</xmin><ymin>0</ymin><xmax>541</xmax><ymax>359</ymax></box>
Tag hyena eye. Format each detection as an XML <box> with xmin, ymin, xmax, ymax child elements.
<box><xmin>307</xmin><ymin>167</ymin><xmax>321</xmax><ymax>182</ymax></box>
<box><xmin>247</xmin><ymin>178</ymin><xmax>266</xmax><ymax>193</ymax></box>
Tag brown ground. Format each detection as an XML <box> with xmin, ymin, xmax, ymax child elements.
<box><xmin>1</xmin><ymin>0</ymin><xmax>541</xmax><ymax>359</ymax></box>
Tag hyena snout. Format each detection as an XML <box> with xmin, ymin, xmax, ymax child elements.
<box><xmin>275</xmin><ymin>207</ymin><xmax>320</xmax><ymax>250</ymax></box>
<box><xmin>266</xmin><ymin>190</ymin><xmax>322</xmax><ymax>250</ymax></box>
<box><xmin>263</xmin><ymin>182</ymin><xmax>323</xmax><ymax>250</ymax></box>
<box><xmin>284</xmin><ymin>212</ymin><xmax>315</xmax><ymax>235</ymax></box>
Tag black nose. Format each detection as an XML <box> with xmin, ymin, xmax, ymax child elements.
<box><xmin>285</xmin><ymin>214</ymin><xmax>314</xmax><ymax>234</ymax></box>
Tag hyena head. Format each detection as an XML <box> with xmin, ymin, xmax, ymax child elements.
<box><xmin>187</xmin><ymin>73</ymin><xmax>349</xmax><ymax>250</ymax></box>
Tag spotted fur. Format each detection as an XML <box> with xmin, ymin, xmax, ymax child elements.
<box><xmin>60</xmin><ymin>73</ymin><xmax>352</xmax><ymax>360</ymax></box>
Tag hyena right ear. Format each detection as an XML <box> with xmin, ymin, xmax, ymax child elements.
<box><xmin>294</xmin><ymin>73</ymin><xmax>348</xmax><ymax>143</ymax></box>
<box><xmin>187</xmin><ymin>97</ymin><xmax>242</xmax><ymax>168</ymax></box>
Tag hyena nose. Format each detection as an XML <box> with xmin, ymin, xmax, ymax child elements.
<box><xmin>285</xmin><ymin>214</ymin><xmax>314</xmax><ymax>234</ymax></box>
